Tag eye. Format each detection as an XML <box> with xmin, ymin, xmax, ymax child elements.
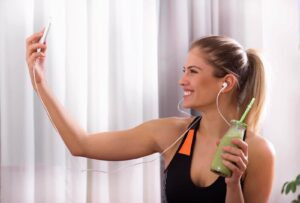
<box><xmin>190</xmin><ymin>69</ymin><xmax>198</xmax><ymax>73</ymax></box>
<box><xmin>182</xmin><ymin>66</ymin><xmax>199</xmax><ymax>74</ymax></box>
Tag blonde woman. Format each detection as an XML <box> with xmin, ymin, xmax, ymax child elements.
<box><xmin>26</xmin><ymin>33</ymin><xmax>275</xmax><ymax>203</ymax></box>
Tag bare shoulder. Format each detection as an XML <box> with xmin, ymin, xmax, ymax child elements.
<box><xmin>145</xmin><ymin>117</ymin><xmax>195</xmax><ymax>152</ymax></box>
<box><xmin>143</xmin><ymin>116</ymin><xmax>193</xmax><ymax>134</ymax></box>
<box><xmin>243</xmin><ymin>132</ymin><xmax>276</xmax><ymax>202</ymax></box>
<box><xmin>246</xmin><ymin>131</ymin><xmax>276</xmax><ymax>159</ymax></box>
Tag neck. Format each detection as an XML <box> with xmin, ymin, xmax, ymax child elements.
<box><xmin>198</xmin><ymin>100</ymin><xmax>239</xmax><ymax>138</ymax></box>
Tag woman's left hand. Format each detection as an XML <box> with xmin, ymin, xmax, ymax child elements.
<box><xmin>221</xmin><ymin>138</ymin><xmax>248</xmax><ymax>186</ymax></box>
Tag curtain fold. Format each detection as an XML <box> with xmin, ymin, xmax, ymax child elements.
<box><xmin>0</xmin><ymin>0</ymin><xmax>273</xmax><ymax>202</ymax></box>
<box><xmin>158</xmin><ymin>0</ymin><xmax>218</xmax><ymax>118</ymax></box>
<box><xmin>1</xmin><ymin>0</ymin><xmax>160</xmax><ymax>202</ymax></box>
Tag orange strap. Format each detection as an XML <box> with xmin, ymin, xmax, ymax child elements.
<box><xmin>178</xmin><ymin>129</ymin><xmax>194</xmax><ymax>156</ymax></box>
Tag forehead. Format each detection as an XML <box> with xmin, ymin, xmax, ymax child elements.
<box><xmin>185</xmin><ymin>48</ymin><xmax>213</xmax><ymax>70</ymax></box>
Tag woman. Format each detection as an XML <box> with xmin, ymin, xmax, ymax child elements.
<box><xmin>26</xmin><ymin>33</ymin><xmax>275</xmax><ymax>202</ymax></box>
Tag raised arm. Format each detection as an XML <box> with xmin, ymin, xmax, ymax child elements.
<box><xmin>25</xmin><ymin>31</ymin><xmax>188</xmax><ymax>161</ymax></box>
<box><xmin>26</xmin><ymin>31</ymin><xmax>87</xmax><ymax>156</ymax></box>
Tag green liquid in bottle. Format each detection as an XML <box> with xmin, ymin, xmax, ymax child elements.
<box><xmin>210</xmin><ymin>120</ymin><xmax>246</xmax><ymax>177</ymax></box>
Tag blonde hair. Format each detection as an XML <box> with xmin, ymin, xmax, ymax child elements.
<box><xmin>190</xmin><ymin>36</ymin><xmax>266</xmax><ymax>132</ymax></box>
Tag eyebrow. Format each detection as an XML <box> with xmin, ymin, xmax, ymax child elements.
<box><xmin>183</xmin><ymin>65</ymin><xmax>203</xmax><ymax>70</ymax></box>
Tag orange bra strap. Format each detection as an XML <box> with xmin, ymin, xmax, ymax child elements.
<box><xmin>178</xmin><ymin>129</ymin><xmax>194</xmax><ymax>156</ymax></box>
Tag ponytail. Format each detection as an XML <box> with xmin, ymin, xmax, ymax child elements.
<box><xmin>240</xmin><ymin>49</ymin><xmax>266</xmax><ymax>132</ymax></box>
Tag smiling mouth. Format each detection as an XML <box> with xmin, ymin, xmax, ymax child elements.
<box><xmin>184</xmin><ymin>91</ymin><xmax>192</xmax><ymax>96</ymax></box>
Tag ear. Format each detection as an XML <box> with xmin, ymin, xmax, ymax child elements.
<box><xmin>221</xmin><ymin>74</ymin><xmax>238</xmax><ymax>93</ymax></box>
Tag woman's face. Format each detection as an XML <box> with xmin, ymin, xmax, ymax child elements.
<box><xmin>179</xmin><ymin>48</ymin><xmax>223</xmax><ymax>111</ymax></box>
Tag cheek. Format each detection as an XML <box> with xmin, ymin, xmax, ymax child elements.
<box><xmin>196</xmin><ymin>78</ymin><xmax>214</xmax><ymax>91</ymax></box>
<box><xmin>195</xmin><ymin>78</ymin><xmax>219</xmax><ymax>99</ymax></box>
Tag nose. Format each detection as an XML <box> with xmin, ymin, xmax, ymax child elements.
<box><xmin>178</xmin><ymin>72</ymin><xmax>189</xmax><ymax>87</ymax></box>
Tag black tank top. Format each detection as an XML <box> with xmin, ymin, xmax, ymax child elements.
<box><xmin>163</xmin><ymin>116</ymin><xmax>227</xmax><ymax>203</ymax></box>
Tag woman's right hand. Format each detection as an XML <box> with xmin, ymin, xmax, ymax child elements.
<box><xmin>25</xmin><ymin>30</ymin><xmax>48</xmax><ymax>90</ymax></box>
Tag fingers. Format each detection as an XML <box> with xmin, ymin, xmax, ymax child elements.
<box><xmin>27</xmin><ymin>52</ymin><xmax>45</xmax><ymax>68</ymax></box>
<box><xmin>221</xmin><ymin>139</ymin><xmax>248</xmax><ymax>177</ymax></box>
<box><xmin>222</xmin><ymin>139</ymin><xmax>249</xmax><ymax>184</ymax></box>
<box><xmin>25</xmin><ymin>31</ymin><xmax>47</xmax><ymax>89</ymax></box>
<box><xmin>26</xmin><ymin>31</ymin><xmax>47</xmax><ymax>61</ymax></box>
<box><xmin>26</xmin><ymin>31</ymin><xmax>43</xmax><ymax>46</ymax></box>
<box><xmin>26</xmin><ymin>43</ymin><xmax>47</xmax><ymax>59</ymax></box>
<box><xmin>222</xmin><ymin>160</ymin><xmax>244</xmax><ymax>177</ymax></box>
<box><xmin>232</xmin><ymin>138</ymin><xmax>248</xmax><ymax>157</ymax></box>
<box><xmin>223</xmin><ymin>145</ymin><xmax>248</xmax><ymax>166</ymax></box>
<box><xmin>221</xmin><ymin>153</ymin><xmax>247</xmax><ymax>171</ymax></box>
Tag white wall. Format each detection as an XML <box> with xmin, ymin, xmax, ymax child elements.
<box><xmin>218</xmin><ymin>1</ymin><xmax>300</xmax><ymax>202</ymax></box>
<box><xmin>262</xmin><ymin>0</ymin><xmax>300</xmax><ymax>202</ymax></box>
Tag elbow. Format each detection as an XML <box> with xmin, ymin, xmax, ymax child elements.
<box><xmin>69</xmin><ymin>145</ymin><xmax>85</xmax><ymax>156</ymax></box>
<box><xmin>70</xmin><ymin>133</ymin><xmax>87</xmax><ymax>157</ymax></box>
<box><xmin>70</xmin><ymin>149</ymin><xmax>84</xmax><ymax>157</ymax></box>
<box><xmin>70</xmin><ymin>141</ymin><xmax>86</xmax><ymax>157</ymax></box>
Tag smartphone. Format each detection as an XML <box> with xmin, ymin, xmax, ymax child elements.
<box><xmin>37</xmin><ymin>19</ymin><xmax>52</xmax><ymax>52</ymax></box>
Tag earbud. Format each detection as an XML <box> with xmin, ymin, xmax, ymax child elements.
<box><xmin>222</xmin><ymin>82</ymin><xmax>228</xmax><ymax>89</ymax></box>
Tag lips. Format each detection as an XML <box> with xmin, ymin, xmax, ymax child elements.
<box><xmin>183</xmin><ymin>89</ymin><xmax>193</xmax><ymax>97</ymax></box>
<box><xmin>184</xmin><ymin>91</ymin><xmax>192</xmax><ymax>96</ymax></box>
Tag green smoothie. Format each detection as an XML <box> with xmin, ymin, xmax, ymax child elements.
<box><xmin>210</xmin><ymin>120</ymin><xmax>247</xmax><ymax>177</ymax></box>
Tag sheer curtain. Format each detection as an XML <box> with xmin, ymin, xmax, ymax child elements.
<box><xmin>0</xmin><ymin>0</ymin><xmax>160</xmax><ymax>202</ymax></box>
<box><xmin>158</xmin><ymin>0</ymin><xmax>219</xmax><ymax>117</ymax></box>
<box><xmin>1</xmin><ymin>0</ymin><xmax>289</xmax><ymax>202</ymax></box>
<box><xmin>1</xmin><ymin>0</ymin><xmax>214</xmax><ymax>202</ymax></box>
<box><xmin>158</xmin><ymin>0</ymin><xmax>264</xmax><ymax>118</ymax></box>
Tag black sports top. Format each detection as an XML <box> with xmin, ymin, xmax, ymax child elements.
<box><xmin>163</xmin><ymin>116</ymin><xmax>234</xmax><ymax>203</ymax></box>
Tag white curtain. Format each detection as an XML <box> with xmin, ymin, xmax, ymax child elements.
<box><xmin>0</xmin><ymin>0</ymin><xmax>160</xmax><ymax>202</ymax></box>
<box><xmin>2</xmin><ymin>0</ymin><xmax>298</xmax><ymax>202</ymax></box>
<box><xmin>158</xmin><ymin>0</ymin><xmax>220</xmax><ymax>118</ymax></box>
<box><xmin>157</xmin><ymin>0</ymin><xmax>266</xmax><ymax>119</ymax></box>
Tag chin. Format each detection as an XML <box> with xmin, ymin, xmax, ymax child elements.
<box><xmin>183</xmin><ymin>102</ymin><xmax>203</xmax><ymax>111</ymax></box>
<box><xmin>182</xmin><ymin>102</ymin><xmax>193</xmax><ymax>109</ymax></box>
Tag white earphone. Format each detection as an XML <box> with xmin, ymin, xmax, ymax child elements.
<box><xmin>222</xmin><ymin>82</ymin><xmax>228</xmax><ymax>89</ymax></box>
<box><xmin>217</xmin><ymin>81</ymin><xmax>231</xmax><ymax>126</ymax></box>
